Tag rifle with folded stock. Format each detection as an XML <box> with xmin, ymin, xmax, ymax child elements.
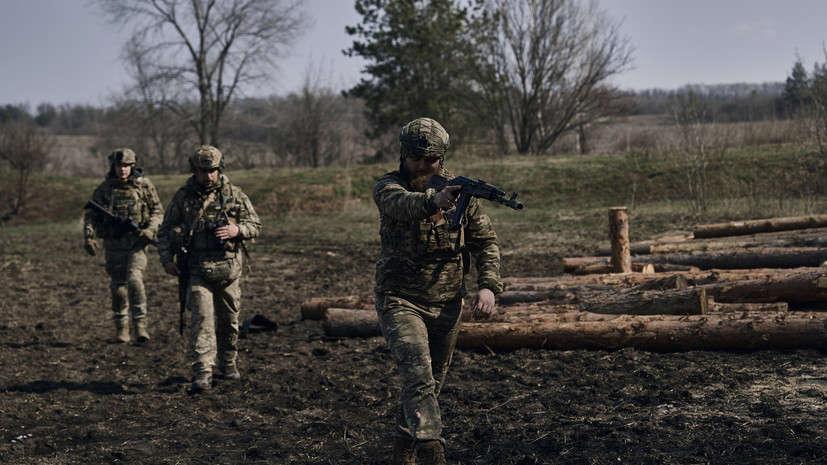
<box><xmin>426</xmin><ymin>174</ymin><xmax>524</xmax><ymax>230</ymax></box>
<box><xmin>84</xmin><ymin>199</ymin><xmax>155</xmax><ymax>244</ymax></box>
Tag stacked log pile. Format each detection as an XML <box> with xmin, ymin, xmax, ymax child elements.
<box><xmin>302</xmin><ymin>213</ymin><xmax>827</xmax><ymax>351</ymax></box>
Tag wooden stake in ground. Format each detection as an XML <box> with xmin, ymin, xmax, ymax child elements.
<box><xmin>609</xmin><ymin>206</ymin><xmax>631</xmax><ymax>273</ymax></box>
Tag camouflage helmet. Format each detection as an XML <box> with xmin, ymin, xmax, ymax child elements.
<box><xmin>399</xmin><ymin>117</ymin><xmax>449</xmax><ymax>158</ymax></box>
<box><xmin>189</xmin><ymin>145</ymin><xmax>224</xmax><ymax>171</ymax></box>
<box><xmin>108</xmin><ymin>148</ymin><xmax>137</xmax><ymax>165</ymax></box>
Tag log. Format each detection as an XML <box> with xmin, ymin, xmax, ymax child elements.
<box><xmin>701</xmin><ymin>270</ymin><xmax>827</xmax><ymax>304</ymax></box>
<box><xmin>609</xmin><ymin>207</ymin><xmax>631</xmax><ymax>273</ymax></box>
<box><xmin>693</xmin><ymin>214</ymin><xmax>827</xmax><ymax>239</ymax></box>
<box><xmin>301</xmin><ymin>295</ymin><xmax>374</xmax><ymax>320</ymax></box>
<box><xmin>628</xmin><ymin>273</ymin><xmax>689</xmax><ymax>291</ymax></box>
<box><xmin>566</xmin><ymin>247</ymin><xmax>827</xmax><ymax>272</ymax></box>
<box><xmin>503</xmin><ymin>269</ymin><xmax>785</xmax><ymax>290</ymax></box>
<box><xmin>322</xmin><ymin>307</ymin><xmax>622</xmax><ymax>337</ymax></box>
<box><xmin>497</xmin><ymin>285</ymin><xmax>616</xmax><ymax>305</ymax></box>
<box><xmin>579</xmin><ymin>287</ymin><xmax>708</xmax><ymax>315</ymax></box>
<box><xmin>322</xmin><ymin>308</ymin><xmax>380</xmax><ymax>337</ymax></box>
<box><xmin>596</xmin><ymin>234</ymin><xmax>693</xmax><ymax>256</ymax></box>
<box><xmin>456</xmin><ymin>312</ymin><xmax>827</xmax><ymax>351</ymax></box>
<box><xmin>707</xmin><ymin>301</ymin><xmax>789</xmax><ymax>313</ymax></box>
<box><xmin>565</xmin><ymin>259</ymin><xmax>698</xmax><ymax>275</ymax></box>
<box><xmin>604</xmin><ymin>228</ymin><xmax>827</xmax><ymax>256</ymax></box>
<box><xmin>652</xmin><ymin>228</ymin><xmax>827</xmax><ymax>254</ymax></box>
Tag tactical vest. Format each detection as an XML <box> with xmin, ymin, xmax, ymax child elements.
<box><xmin>382</xmin><ymin>209</ymin><xmax>465</xmax><ymax>261</ymax></box>
<box><xmin>186</xmin><ymin>182</ymin><xmax>243</xmax><ymax>254</ymax></box>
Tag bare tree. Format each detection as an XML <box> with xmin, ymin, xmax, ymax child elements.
<box><xmin>0</xmin><ymin>123</ymin><xmax>49</xmax><ymax>219</ymax></box>
<box><xmin>269</xmin><ymin>63</ymin><xmax>372</xmax><ymax>167</ymax></box>
<box><xmin>95</xmin><ymin>0</ymin><xmax>309</xmax><ymax>147</ymax></box>
<box><xmin>669</xmin><ymin>90</ymin><xmax>730</xmax><ymax>213</ymax></box>
<box><xmin>473</xmin><ymin>0</ymin><xmax>633</xmax><ymax>155</ymax></box>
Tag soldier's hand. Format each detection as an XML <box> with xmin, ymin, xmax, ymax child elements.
<box><xmin>163</xmin><ymin>261</ymin><xmax>180</xmax><ymax>276</ymax></box>
<box><xmin>433</xmin><ymin>185</ymin><xmax>461</xmax><ymax>210</ymax></box>
<box><xmin>215</xmin><ymin>222</ymin><xmax>240</xmax><ymax>241</ymax></box>
<box><xmin>138</xmin><ymin>228</ymin><xmax>155</xmax><ymax>245</ymax></box>
<box><xmin>84</xmin><ymin>238</ymin><xmax>99</xmax><ymax>256</ymax></box>
<box><xmin>470</xmin><ymin>288</ymin><xmax>495</xmax><ymax>320</ymax></box>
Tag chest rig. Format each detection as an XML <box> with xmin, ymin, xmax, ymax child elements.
<box><xmin>108</xmin><ymin>181</ymin><xmax>146</xmax><ymax>226</ymax></box>
<box><xmin>187</xmin><ymin>185</ymin><xmax>239</xmax><ymax>253</ymax></box>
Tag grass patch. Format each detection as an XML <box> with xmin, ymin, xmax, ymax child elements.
<box><xmin>3</xmin><ymin>143</ymin><xmax>827</xmax><ymax>254</ymax></box>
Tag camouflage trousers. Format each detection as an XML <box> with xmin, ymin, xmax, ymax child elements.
<box><xmin>375</xmin><ymin>293</ymin><xmax>462</xmax><ymax>446</ymax></box>
<box><xmin>187</xmin><ymin>273</ymin><xmax>242</xmax><ymax>374</ymax></box>
<box><xmin>104</xmin><ymin>246</ymin><xmax>148</xmax><ymax>328</ymax></box>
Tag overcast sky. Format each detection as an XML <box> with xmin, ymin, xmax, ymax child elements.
<box><xmin>1</xmin><ymin>0</ymin><xmax>826</xmax><ymax>108</ymax></box>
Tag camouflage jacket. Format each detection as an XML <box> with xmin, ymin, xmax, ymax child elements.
<box><xmin>373</xmin><ymin>169</ymin><xmax>503</xmax><ymax>302</ymax></box>
<box><xmin>83</xmin><ymin>169</ymin><xmax>163</xmax><ymax>250</ymax></box>
<box><xmin>157</xmin><ymin>174</ymin><xmax>261</xmax><ymax>272</ymax></box>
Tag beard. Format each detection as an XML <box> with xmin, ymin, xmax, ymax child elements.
<box><xmin>409</xmin><ymin>173</ymin><xmax>433</xmax><ymax>192</ymax></box>
<box><xmin>402</xmin><ymin>159</ymin><xmax>442</xmax><ymax>192</ymax></box>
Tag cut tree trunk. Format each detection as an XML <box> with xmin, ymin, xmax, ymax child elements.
<box><xmin>456</xmin><ymin>312</ymin><xmax>827</xmax><ymax>351</ymax></box>
<box><xmin>603</xmin><ymin>227</ymin><xmax>827</xmax><ymax>256</ymax></box>
<box><xmin>497</xmin><ymin>285</ymin><xmax>616</xmax><ymax>305</ymax></box>
<box><xmin>503</xmin><ymin>268</ymin><xmax>816</xmax><ymax>291</ymax></box>
<box><xmin>579</xmin><ymin>287</ymin><xmax>708</xmax><ymax>315</ymax></box>
<box><xmin>301</xmin><ymin>295</ymin><xmax>374</xmax><ymax>320</ymax></box>
<box><xmin>566</xmin><ymin>247</ymin><xmax>827</xmax><ymax>272</ymax></box>
<box><xmin>707</xmin><ymin>301</ymin><xmax>789</xmax><ymax>313</ymax></box>
<box><xmin>564</xmin><ymin>258</ymin><xmax>698</xmax><ymax>275</ymax></box>
<box><xmin>609</xmin><ymin>207</ymin><xmax>632</xmax><ymax>273</ymax></box>
<box><xmin>693</xmin><ymin>214</ymin><xmax>827</xmax><ymax>238</ymax></box>
<box><xmin>701</xmin><ymin>270</ymin><xmax>827</xmax><ymax>304</ymax></box>
<box><xmin>596</xmin><ymin>234</ymin><xmax>692</xmax><ymax>256</ymax></box>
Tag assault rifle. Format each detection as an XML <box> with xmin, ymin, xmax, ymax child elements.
<box><xmin>173</xmin><ymin>242</ymin><xmax>189</xmax><ymax>336</ymax></box>
<box><xmin>426</xmin><ymin>175</ymin><xmax>524</xmax><ymax>230</ymax></box>
<box><xmin>83</xmin><ymin>199</ymin><xmax>155</xmax><ymax>245</ymax></box>
<box><xmin>84</xmin><ymin>200</ymin><xmax>141</xmax><ymax>238</ymax></box>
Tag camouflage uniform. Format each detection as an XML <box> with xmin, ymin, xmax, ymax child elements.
<box><xmin>157</xmin><ymin>147</ymin><xmax>261</xmax><ymax>378</ymax></box>
<box><xmin>83</xmin><ymin>149</ymin><xmax>162</xmax><ymax>337</ymax></box>
<box><xmin>374</xmin><ymin>118</ymin><xmax>503</xmax><ymax>457</ymax></box>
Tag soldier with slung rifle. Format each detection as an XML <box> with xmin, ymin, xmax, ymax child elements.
<box><xmin>156</xmin><ymin>146</ymin><xmax>261</xmax><ymax>392</ymax></box>
<box><xmin>83</xmin><ymin>148</ymin><xmax>162</xmax><ymax>344</ymax></box>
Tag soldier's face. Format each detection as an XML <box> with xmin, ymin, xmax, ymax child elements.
<box><xmin>405</xmin><ymin>155</ymin><xmax>440</xmax><ymax>178</ymax></box>
<box><xmin>195</xmin><ymin>168</ymin><xmax>220</xmax><ymax>188</ymax></box>
<box><xmin>114</xmin><ymin>163</ymin><xmax>132</xmax><ymax>181</ymax></box>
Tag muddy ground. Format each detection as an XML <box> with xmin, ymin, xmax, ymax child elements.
<box><xmin>1</xmin><ymin>225</ymin><xmax>825</xmax><ymax>465</ymax></box>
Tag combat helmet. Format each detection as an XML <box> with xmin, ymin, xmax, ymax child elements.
<box><xmin>108</xmin><ymin>148</ymin><xmax>137</xmax><ymax>165</ymax></box>
<box><xmin>399</xmin><ymin>117</ymin><xmax>449</xmax><ymax>159</ymax></box>
<box><xmin>189</xmin><ymin>145</ymin><xmax>224</xmax><ymax>171</ymax></box>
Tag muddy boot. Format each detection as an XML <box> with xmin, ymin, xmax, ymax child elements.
<box><xmin>415</xmin><ymin>440</ymin><xmax>447</xmax><ymax>465</ymax></box>
<box><xmin>392</xmin><ymin>436</ymin><xmax>415</xmax><ymax>465</ymax></box>
<box><xmin>191</xmin><ymin>371</ymin><xmax>212</xmax><ymax>392</ymax></box>
<box><xmin>135</xmin><ymin>326</ymin><xmax>150</xmax><ymax>343</ymax></box>
<box><xmin>219</xmin><ymin>363</ymin><xmax>241</xmax><ymax>380</ymax></box>
<box><xmin>115</xmin><ymin>324</ymin><xmax>131</xmax><ymax>343</ymax></box>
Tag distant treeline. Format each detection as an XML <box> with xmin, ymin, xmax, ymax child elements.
<box><xmin>0</xmin><ymin>81</ymin><xmax>791</xmax><ymax>138</ymax></box>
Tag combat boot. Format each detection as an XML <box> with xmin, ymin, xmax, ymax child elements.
<box><xmin>219</xmin><ymin>363</ymin><xmax>241</xmax><ymax>380</ymax></box>
<box><xmin>115</xmin><ymin>325</ymin><xmax>131</xmax><ymax>343</ymax></box>
<box><xmin>136</xmin><ymin>326</ymin><xmax>150</xmax><ymax>343</ymax></box>
<box><xmin>415</xmin><ymin>440</ymin><xmax>447</xmax><ymax>465</ymax></box>
<box><xmin>392</xmin><ymin>436</ymin><xmax>415</xmax><ymax>465</ymax></box>
<box><xmin>191</xmin><ymin>371</ymin><xmax>212</xmax><ymax>392</ymax></box>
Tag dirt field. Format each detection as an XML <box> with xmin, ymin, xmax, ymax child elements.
<box><xmin>1</xmin><ymin>223</ymin><xmax>825</xmax><ymax>465</ymax></box>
